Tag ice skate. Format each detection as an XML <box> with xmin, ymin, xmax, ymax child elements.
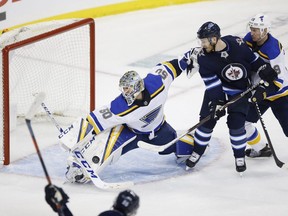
<box><xmin>185</xmin><ymin>152</ymin><xmax>201</xmax><ymax>170</ymax></box>
<box><xmin>235</xmin><ymin>157</ymin><xmax>246</xmax><ymax>175</ymax></box>
<box><xmin>245</xmin><ymin>144</ymin><xmax>272</xmax><ymax>158</ymax></box>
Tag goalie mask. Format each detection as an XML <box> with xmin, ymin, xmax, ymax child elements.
<box><xmin>119</xmin><ymin>71</ymin><xmax>145</xmax><ymax>106</ymax></box>
<box><xmin>248</xmin><ymin>13</ymin><xmax>271</xmax><ymax>39</ymax></box>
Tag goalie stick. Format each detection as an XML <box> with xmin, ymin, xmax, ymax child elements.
<box><xmin>254</xmin><ymin>101</ymin><xmax>287</xmax><ymax>169</ymax></box>
<box><xmin>40</xmin><ymin>97</ymin><xmax>134</xmax><ymax>190</ymax></box>
<box><xmin>138</xmin><ymin>81</ymin><xmax>263</xmax><ymax>152</ymax></box>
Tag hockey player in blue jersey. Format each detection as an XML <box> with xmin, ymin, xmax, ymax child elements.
<box><xmin>184</xmin><ymin>21</ymin><xmax>278</xmax><ymax>173</ymax></box>
<box><xmin>61</xmin><ymin>59</ymin><xmax>194</xmax><ymax>184</ymax></box>
<box><xmin>98</xmin><ymin>190</ymin><xmax>140</xmax><ymax>216</ymax></box>
<box><xmin>244</xmin><ymin>13</ymin><xmax>288</xmax><ymax>158</ymax></box>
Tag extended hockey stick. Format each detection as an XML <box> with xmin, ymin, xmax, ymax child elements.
<box><xmin>40</xmin><ymin>98</ymin><xmax>134</xmax><ymax>190</ymax></box>
<box><xmin>25</xmin><ymin>93</ymin><xmax>72</xmax><ymax>215</ymax></box>
<box><xmin>25</xmin><ymin>92</ymin><xmax>52</xmax><ymax>184</ymax></box>
<box><xmin>138</xmin><ymin>81</ymin><xmax>262</xmax><ymax>152</ymax></box>
<box><xmin>254</xmin><ymin>101</ymin><xmax>287</xmax><ymax>169</ymax></box>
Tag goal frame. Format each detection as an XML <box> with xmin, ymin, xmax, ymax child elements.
<box><xmin>1</xmin><ymin>18</ymin><xmax>96</xmax><ymax>165</ymax></box>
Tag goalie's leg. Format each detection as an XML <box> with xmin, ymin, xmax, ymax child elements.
<box><xmin>65</xmin><ymin>156</ymin><xmax>91</xmax><ymax>183</ymax></box>
<box><xmin>59</xmin><ymin>117</ymin><xmax>95</xmax><ymax>151</ymax></box>
<box><xmin>175</xmin><ymin>134</ymin><xmax>194</xmax><ymax>164</ymax></box>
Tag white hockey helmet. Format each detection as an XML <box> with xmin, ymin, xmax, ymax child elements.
<box><xmin>119</xmin><ymin>71</ymin><xmax>144</xmax><ymax>106</ymax></box>
<box><xmin>248</xmin><ymin>13</ymin><xmax>271</xmax><ymax>35</ymax></box>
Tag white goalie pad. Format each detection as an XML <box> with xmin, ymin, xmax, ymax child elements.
<box><xmin>67</xmin><ymin>125</ymin><xmax>137</xmax><ymax>180</ymax></box>
<box><xmin>58</xmin><ymin>117</ymin><xmax>95</xmax><ymax>151</ymax></box>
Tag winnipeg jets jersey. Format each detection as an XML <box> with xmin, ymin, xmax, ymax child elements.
<box><xmin>87</xmin><ymin>60</ymin><xmax>183</xmax><ymax>136</ymax></box>
<box><xmin>196</xmin><ymin>35</ymin><xmax>262</xmax><ymax>99</ymax></box>
<box><xmin>244</xmin><ymin>32</ymin><xmax>288</xmax><ymax>101</ymax></box>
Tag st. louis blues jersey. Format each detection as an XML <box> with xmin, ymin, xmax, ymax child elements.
<box><xmin>87</xmin><ymin>59</ymin><xmax>183</xmax><ymax>136</ymax></box>
<box><xmin>244</xmin><ymin>32</ymin><xmax>288</xmax><ymax>101</ymax></box>
<box><xmin>196</xmin><ymin>35</ymin><xmax>264</xmax><ymax>100</ymax></box>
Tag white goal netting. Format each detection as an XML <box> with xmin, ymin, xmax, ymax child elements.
<box><xmin>0</xmin><ymin>18</ymin><xmax>95</xmax><ymax>164</ymax></box>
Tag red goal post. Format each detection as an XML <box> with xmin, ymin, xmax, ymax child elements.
<box><xmin>0</xmin><ymin>18</ymin><xmax>95</xmax><ymax>165</ymax></box>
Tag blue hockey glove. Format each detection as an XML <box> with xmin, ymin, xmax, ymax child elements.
<box><xmin>209</xmin><ymin>100</ymin><xmax>226</xmax><ymax>120</ymax></box>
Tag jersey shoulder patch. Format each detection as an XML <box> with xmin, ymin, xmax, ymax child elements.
<box><xmin>144</xmin><ymin>74</ymin><xmax>165</xmax><ymax>99</ymax></box>
<box><xmin>110</xmin><ymin>95</ymin><xmax>139</xmax><ymax>117</ymax></box>
<box><xmin>261</xmin><ymin>35</ymin><xmax>281</xmax><ymax>60</ymax></box>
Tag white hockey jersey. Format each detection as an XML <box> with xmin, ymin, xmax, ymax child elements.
<box><xmin>87</xmin><ymin>61</ymin><xmax>182</xmax><ymax>138</ymax></box>
<box><xmin>244</xmin><ymin>33</ymin><xmax>288</xmax><ymax>101</ymax></box>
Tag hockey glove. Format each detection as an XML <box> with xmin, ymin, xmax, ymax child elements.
<box><xmin>181</xmin><ymin>47</ymin><xmax>200</xmax><ymax>78</ymax></box>
<box><xmin>45</xmin><ymin>184</ymin><xmax>73</xmax><ymax>216</ymax></box>
<box><xmin>258</xmin><ymin>64</ymin><xmax>278</xmax><ymax>83</ymax></box>
<box><xmin>209</xmin><ymin>100</ymin><xmax>226</xmax><ymax>120</ymax></box>
<box><xmin>250</xmin><ymin>84</ymin><xmax>267</xmax><ymax>103</ymax></box>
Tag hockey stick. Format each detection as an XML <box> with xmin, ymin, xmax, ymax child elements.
<box><xmin>40</xmin><ymin>99</ymin><xmax>134</xmax><ymax>190</ymax></box>
<box><xmin>25</xmin><ymin>93</ymin><xmax>71</xmax><ymax>215</ymax></box>
<box><xmin>254</xmin><ymin>101</ymin><xmax>287</xmax><ymax>169</ymax></box>
<box><xmin>138</xmin><ymin>82</ymin><xmax>262</xmax><ymax>152</ymax></box>
<box><xmin>25</xmin><ymin>92</ymin><xmax>52</xmax><ymax>184</ymax></box>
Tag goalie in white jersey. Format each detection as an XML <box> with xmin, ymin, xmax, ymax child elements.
<box><xmin>62</xmin><ymin>59</ymin><xmax>194</xmax><ymax>183</ymax></box>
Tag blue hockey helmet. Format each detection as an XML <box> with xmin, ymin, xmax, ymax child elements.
<box><xmin>113</xmin><ymin>190</ymin><xmax>140</xmax><ymax>216</ymax></box>
<box><xmin>197</xmin><ymin>21</ymin><xmax>221</xmax><ymax>39</ymax></box>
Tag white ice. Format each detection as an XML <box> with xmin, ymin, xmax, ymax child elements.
<box><xmin>1</xmin><ymin>0</ymin><xmax>288</xmax><ymax>215</ymax></box>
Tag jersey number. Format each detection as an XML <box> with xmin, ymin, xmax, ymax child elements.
<box><xmin>99</xmin><ymin>108</ymin><xmax>112</xmax><ymax>119</ymax></box>
<box><xmin>273</xmin><ymin>64</ymin><xmax>281</xmax><ymax>74</ymax></box>
<box><xmin>155</xmin><ymin>68</ymin><xmax>168</xmax><ymax>80</ymax></box>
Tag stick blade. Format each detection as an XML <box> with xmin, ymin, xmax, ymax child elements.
<box><xmin>26</xmin><ymin>92</ymin><xmax>46</xmax><ymax>120</ymax></box>
<box><xmin>137</xmin><ymin>141</ymin><xmax>165</xmax><ymax>152</ymax></box>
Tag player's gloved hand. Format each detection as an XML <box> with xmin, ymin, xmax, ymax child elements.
<box><xmin>209</xmin><ymin>100</ymin><xmax>226</xmax><ymax>120</ymax></box>
<box><xmin>180</xmin><ymin>47</ymin><xmax>200</xmax><ymax>78</ymax></box>
<box><xmin>45</xmin><ymin>184</ymin><xmax>72</xmax><ymax>216</ymax></box>
<box><xmin>258</xmin><ymin>64</ymin><xmax>278</xmax><ymax>83</ymax></box>
<box><xmin>250</xmin><ymin>84</ymin><xmax>267</xmax><ymax>103</ymax></box>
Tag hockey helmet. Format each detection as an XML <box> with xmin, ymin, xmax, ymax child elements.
<box><xmin>119</xmin><ymin>70</ymin><xmax>144</xmax><ymax>106</ymax></box>
<box><xmin>113</xmin><ymin>190</ymin><xmax>140</xmax><ymax>216</ymax></box>
<box><xmin>248</xmin><ymin>13</ymin><xmax>271</xmax><ymax>30</ymax></box>
<box><xmin>197</xmin><ymin>21</ymin><xmax>221</xmax><ymax>39</ymax></box>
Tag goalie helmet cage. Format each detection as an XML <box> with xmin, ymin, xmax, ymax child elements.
<box><xmin>0</xmin><ymin>18</ymin><xmax>95</xmax><ymax>165</ymax></box>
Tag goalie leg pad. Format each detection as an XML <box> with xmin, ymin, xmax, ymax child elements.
<box><xmin>59</xmin><ymin>117</ymin><xmax>95</xmax><ymax>151</ymax></box>
<box><xmin>65</xmin><ymin>156</ymin><xmax>90</xmax><ymax>184</ymax></box>
<box><xmin>175</xmin><ymin>134</ymin><xmax>194</xmax><ymax>163</ymax></box>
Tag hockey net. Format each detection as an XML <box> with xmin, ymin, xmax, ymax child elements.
<box><xmin>0</xmin><ymin>18</ymin><xmax>95</xmax><ymax>165</ymax></box>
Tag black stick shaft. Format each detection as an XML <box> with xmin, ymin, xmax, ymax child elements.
<box><xmin>25</xmin><ymin>119</ymin><xmax>52</xmax><ymax>184</ymax></box>
<box><xmin>254</xmin><ymin>102</ymin><xmax>284</xmax><ymax>168</ymax></box>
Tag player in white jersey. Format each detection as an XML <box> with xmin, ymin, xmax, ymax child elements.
<box><xmin>62</xmin><ymin>59</ymin><xmax>194</xmax><ymax>183</ymax></box>
<box><xmin>244</xmin><ymin>13</ymin><xmax>288</xmax><ymax>157</ymax></box>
